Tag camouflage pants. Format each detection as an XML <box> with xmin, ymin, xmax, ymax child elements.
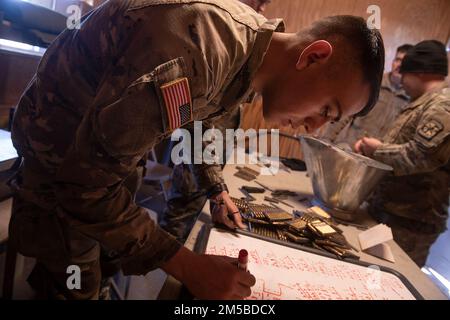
<box><xmin>390</xmin><ymin>224</ymin><xmax>441</xmax><ymax>267</ymax></box>
<box><xmin>9</xmin><ymin>167</ymin><xmax>143</xmax><ymax>299</ymax></box>
<box><xmin>369</xmin><ymin>209</ymin><xmax>445</xmax><ymax>267</ymax></box>
<box><xmin>9</xmin><ymin>196</ymin><xmax>104</xmax><ymax>299</ymax></box>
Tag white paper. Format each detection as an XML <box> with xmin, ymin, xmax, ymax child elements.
<box><xmin>206</xmin><ymin>228</ymin><xmax>414</xmax><ymax>300</ymax></box>
<box><xmin>365</xmin><ymin>243</ymin><xmax>396</xmax><ymax>263</ymax></box>
<box><xmin>358</xmin><ymin>224</ymin><xmax>393</xmax><ymax>251</ymax></box>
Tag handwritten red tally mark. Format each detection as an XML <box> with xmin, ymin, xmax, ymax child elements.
<box><xmin>160</xmin><ymin>77</ymin><xmax>193</xmax><ymax>131</ymax></box>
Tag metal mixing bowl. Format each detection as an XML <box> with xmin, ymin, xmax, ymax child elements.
<box><xmin>300</xmin><ymin>136</ymin><xmax>393</xmax><ymax>216</ymax></box>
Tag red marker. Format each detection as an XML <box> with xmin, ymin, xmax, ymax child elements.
<box><xmin>238</xmin><ymin>249</ymin><xmax>248</xmax><ymax>271</ymax></box>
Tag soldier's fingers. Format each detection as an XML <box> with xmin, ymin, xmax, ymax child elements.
<box><xmin>359</xmin><ymin>143</ymin><xmax>366</xmax><ymax>155</ymax></box>
<box><xmin>221</xmin><ymin>193</ymin><xmax>236</xmax><ymax>208</ymax></box>
<box><xmin>233</xmin><ymin>283</ymin><xmax>252</xmax><ymax>299</ymax></box>
<box><xmin>354</xmin><ymin>140</ymin><xmax>363</xmax><ymax>153</ymax></box>
<box><xmin>221</xmin><ymin>197</ymin><xmax>245</xmax><ymax>228</ymax></box>
<box><xmin>231</xmin><ymin>212</ymin><xmax>247</xmax><ymax>229</ymax></box>
<box><xmin>220</xmin><ymin>255</ymin><xmax>238</xmax><ymax>265</ymax></box>
<box><xmin>215</xmin><ymin>206</ymin><xmax>236</xmax><ymax>229</ymax></box>
<box><xmin>212</xmin><ymin>205</ymin><xmax>227</xmax><ymax>224</ymax></box>
<box><xmin>238</xmin><ymin>271</ymin><xmax>256</xmax><ymax>287</ymax></box>
<box><xmin>360</xmin><ymin>145</ymin><xmax>367</xmax><ymax>156</ymax></box>
<box><xmin>361</xmin><ymin>138</ymin><xmax>369</xmax><ymax>150</ymax></box>
<box><xmin>224</xmin><ymin>197</ymin><xmax>239</xmax><ymax>212</ymax></box>
<box><xmin>222</xmin><ymin>215</ymin><xmax>237</xmax><ymax>229</ymax></box>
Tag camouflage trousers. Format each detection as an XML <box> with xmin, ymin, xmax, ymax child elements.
<box><xmin>369</xmin><ymin>209</ymin><xmax>445</xmax><ymax>267</ymax></box>
<box><xmin>8</xmin><ymin>167</ymin><xmax>143</xmax><ymax>299</ymax></box>
<box><xmin>159</xmin><ymin>163</ymin><xmax>207</xmax><ymax>243</ymax></box>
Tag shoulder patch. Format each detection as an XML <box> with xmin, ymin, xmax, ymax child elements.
<box><xmin>418</xmin><ymin>119</ymin><xmax>444</xmax><ymax>140</ymax></box>
<box><xmin>160</xmin><ymin>77</ymin><xmax>193</xmax><ymax>131</ymax></box>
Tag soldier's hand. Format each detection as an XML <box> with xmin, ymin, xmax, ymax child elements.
<box><xmin>162</xmin><ymin>247</ymin><xmax>256</xmax><ymax>300</ymax></box>
<box><xmin>210</xmin><ymin>191</ymin><xmax>247</xmax><ymax>229</ymax></box>
<box><xmin>354</xmin><ymin>137</ymin><xmax>382</xmax><ymax>157</ymax></box>
<box><xmin>354</xmin><ymin>139</ymin><xmax>364</xmax><ymax>154</ymax></box>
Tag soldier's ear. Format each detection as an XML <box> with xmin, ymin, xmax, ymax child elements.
<box><xmin>296</xmin><ymin>40</ymin><xmax>333</xmax><ymax>70</ymax></box>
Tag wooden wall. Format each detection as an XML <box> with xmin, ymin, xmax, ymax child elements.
<box><xmin>264</xmin><ymin>0</ymin><xmax>450</xmax><ymax>71</ymax></box>
<box><xmin>241</xmin><ymin>0</ymin><xmax>450</xmax><ymax>159</ymax></box>
<box><xmin>0</xmin><ymin>51</ymin><xmax>40</xmax><ymax>128</ymax></box>
<box><xmin>0</xmin><ymin>0</ymin><xmax>95</xmax><ymax>129</ymax></box>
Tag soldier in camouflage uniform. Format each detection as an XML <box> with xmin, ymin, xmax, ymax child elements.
<box><xmin>9</xmin><ymin>0</ymin><xmax>384</xmax><ymax>299</ymax></box>
<box><xmin>355</xmin><ymin>40</ymin><xmax>450</xmax><ymax>267</ymax></box>
<box><xmin>318</xmin><ymin>44</ymin><xmax>412</xmax><ymax>146</ymax></box>
<box><xmin>160</xmin><ymin>0</ymin><xmax>271</xmax><ymax>243</ymax></box>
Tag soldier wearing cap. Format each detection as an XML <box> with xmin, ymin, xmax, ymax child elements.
<box><xmin>10</xmin><ymin>0</ymin><xmax>384</xmax><ymax>299</ymax></box>
<box><xmin>355</xmin><ymin>40</ymin><xmax>450</xmax><ymax>267</ymax></box>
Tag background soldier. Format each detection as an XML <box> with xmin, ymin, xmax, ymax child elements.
<box><xmin>355</xmin><ymin>40</ymin><xmax>450</xmax><ymax>267</ymax></box>
<box><xmin>10</xmin><ymin>0</ymin><xmax>384</xmax><ymax>299</ymax></box>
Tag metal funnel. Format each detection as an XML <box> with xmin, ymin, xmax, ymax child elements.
<box><xmin>300</xmin><ymin>136</ymin><xmax>392</xmax><ymax>220</ymax></box>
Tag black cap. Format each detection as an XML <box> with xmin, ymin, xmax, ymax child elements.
<box><xmin>400</xmin><ymin>40</ymin><xmax>448</xmax><ymax>76</ymax></box>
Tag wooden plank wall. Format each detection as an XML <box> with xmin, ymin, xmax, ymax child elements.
<box><xmin>264</xmin><ymin>0</ymin><xmax>450</xmax><ymax>70</ymax></box>
<box><xmin>241</xmin><ymin>0</ymin><xmax>450</xmax><ymax>159</ymax></box>
<box><xmin>0</xmin><ymin>0</ymin><xmax>90</xmax><ymax>129</ymax></box>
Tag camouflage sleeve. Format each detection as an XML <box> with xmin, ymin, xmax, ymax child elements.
<box><xmin>190</xmin><ymin>108</ymin><xmax>242</xmax><ymax>193</ymax></box>
<box><xmin>191</xmin><ymin>162</ymin><xmax>225</xmax><ymax>192</ymax></box>
<box><xmin>54</xmin><ymin>76</ymin><xmax>182</xmax><ymax>276</ymax></box>
<box><xmin>373</xmin><ymin>103</ymin><xmax>450</xmax><ymax>176</ymax></box>
<box><xmin>190</xmin><ymin>122</ymin><xmax>225</xmax><ymax>193</ymax></box>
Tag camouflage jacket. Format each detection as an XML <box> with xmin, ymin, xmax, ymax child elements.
<box><xmin>318</xmin><ymin>73</ymin><xmax>409</xmax><ymax>146</ymax></box>
<box><xmin>370</xmin><ymin>84</ymin><xmax>450</xmax><ymax>227</ymax></box>
<box><xmin>11</xmin><ymin>0</ymin><xmax>284</xmax><ymax>274</ymax></box>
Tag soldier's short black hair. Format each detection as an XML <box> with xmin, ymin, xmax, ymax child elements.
<box><xmin>299</xmin><ymin>15</ymin><xmax>385</xmax><ymax>117</ymax></box>
<box><xmin>396</xmin><ymin>44</ymin><xmax>413</xmax><ymax>54</ymax></box>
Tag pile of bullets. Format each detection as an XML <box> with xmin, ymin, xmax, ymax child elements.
<box><xmin>233</xmin><ymin>166</ymin><xmax>260</xmax><ymax>181</ymax></box>
<box><xmin>231</xmin><ymin>197</ymin><xmax>359</xmax><ymax>260</ymax></box>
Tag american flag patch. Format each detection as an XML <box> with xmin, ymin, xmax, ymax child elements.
<box><xmin>160</xmin><ymin>77</ymin><xmax>193</xmax><ymax>131</ymax></box>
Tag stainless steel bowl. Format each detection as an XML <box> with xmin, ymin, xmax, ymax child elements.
<box><xmin>300</xmin><ymin>136</ymin><xmax>393</xmax><ymax>216</ymax></box>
